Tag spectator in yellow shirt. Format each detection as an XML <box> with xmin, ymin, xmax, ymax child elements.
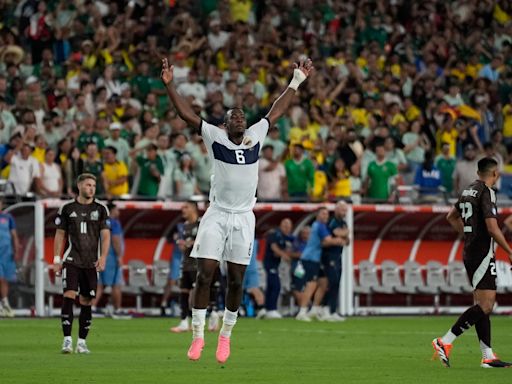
<box><xmin>229</xmin><ymin>0</ymin><xmax>253</xmax><ymax>23</ymax></box>
<box><xmin>310</xmin><ymin>159</ymin><xmax>328</xmax><ymax>202</ymax></box>
<box><xmin>502</xmin><ymin>101</ymin><xmax>512</xmax><ymax>143</ymax></box>
<box><xmin>435</xmin><ymin>116</ymin><xmax>458</xmax><ymax>157</ymax></box>
<box><xmin>289</xmin><ymin>114</ymin><xmax>319</xmax><ymax>146</ymax></box>
<box><xmin>31</xmin><ymin>134</ymin><xmax>47</xmax><ymax>163</ymax></box>
<box><xmin>102</xmin><ymin>146</ymin><xmax>129</xmax><ymax>198</ymax></box>
<box><xmin>329</xmin><ymin>158</ymin><xmax>351</xmax><ymax>199</ymax></box>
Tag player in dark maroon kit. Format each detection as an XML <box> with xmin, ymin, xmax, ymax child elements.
<box><xmin>432</xmin><ymin>158</ymin><xmax>512</xmax><ymax>368</ymax></box>
<box><xmin>53</xmin><ymin>173</ymin><xmax>111</xmax><ymax>354</ymax></box>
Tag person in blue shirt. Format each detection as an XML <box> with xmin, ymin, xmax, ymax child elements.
<box><xmin>160</xmin><ymin>222</ymin><xmax>184</xmax><ymax>316</ymax></box>
<box><xmin>295</xmin><ymin>207</ymin><xmax>346</xmax><ymax>321</ymax></box>
<box><xmin>0</xmin><ymin>198</ymin><xmax>20</xmax><ymax>318</ymax></box>
<box><xmin>242</xmin><ymin>239</ymin><xmax>265</xmax><ymax>318</ymax></box>
<box><xmin>263</xmin><ymin>218</ymin><xmax>293</xmax><ymax>319</ymax></box>
<box><xmin>93</xmin><ymin>202</ymin><xmax>127</xmax><ymax>318</ymax></box>
<box><xmin>414</xmin><ymin>150</ymin><xmax>442</xmax><ymax>199</ymax></box>
<box><xmin>318</xmin><ymin>201</ymin><xmax>350</xmax><ymax>322</ymax></box>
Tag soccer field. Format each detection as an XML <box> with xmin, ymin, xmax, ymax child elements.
<box><xmin>1</xmin><ymin>317</ymin><xmax>511</xmax><ymax>384</ymax></box>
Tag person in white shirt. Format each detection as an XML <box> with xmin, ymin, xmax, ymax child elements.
<box><xmin>207</xmin><ymin>19</ymin><xmax>230</xmax><ymax>52</ymax></box>
<box><xmin>104</xmin><ymin>122</ymin><xmax>131</xmax><ymax>167</ymax></box>
<box><xmin>7</xmin><ymin>143</ymin><xmax>41</xmax><ymax>195</ymax></box>
<box><xmin>257</xmin><ymin>145</ymin><xmax>287</xmax><ymax>200</ymax></box>
<box><xmin>172</xmin><ymin>52</ymin><xmax>190</xmax><ymax>86</ymax></box>
<box><xmin>161</xmin><ymin>56</ymin><xmax>313</xmax><ymax>363</ymax></box>
<box><xmin>177</xmin><ymin>71</ymin><xmax>207</xmax><ymax>105</ymax></box>
<box><xmin>38</xmin><ymin>148</ymin><xmax>63</xmax><ymax>197</ymax></box>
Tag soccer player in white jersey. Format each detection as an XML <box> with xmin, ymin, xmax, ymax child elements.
<box><xmin>161</xmin><ymin>56</ymin><xmax>313</xmax><ymax>363</ymax></box>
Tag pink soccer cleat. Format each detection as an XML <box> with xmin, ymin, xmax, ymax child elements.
<box><xmin>216</xmin><ymin>335</ymin><xmax>231</xmax><ymax>364</ymax></box>
<box><xmin>187</xmin><ymin>338</ymin><xmax>205</xmax><ymax>361</ymax></box>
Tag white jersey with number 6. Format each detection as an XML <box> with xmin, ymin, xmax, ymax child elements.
<box><xmin>200</xmin><ymin>118</ymin><xmax>269</xmax><ymax>212</ymax></box>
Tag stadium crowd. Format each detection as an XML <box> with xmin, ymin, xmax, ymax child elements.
<box><xmin>0</xmin><ymin>0</ymin><xmax>511</xmax><ymax>203</ymax></box>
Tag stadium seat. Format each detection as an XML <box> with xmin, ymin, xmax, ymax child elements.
<box><xmin>401</xmin><ymin>261</ymin><xmax>426</xmax><ymax>294</ymax></box>
<box><xmin>354</xmin><ymin>260</ymin><xmax>379</xmax><ymax>295</ymax></box>
<box><xmin>420</xmin><ymin>261</ymin><xmax>446</xmax><ymax>294</ymax></box>
<box><xmin>43</xmin><ymin>262</ymin><xmax>62</xmax><ymax>316</ymax></box>
<box><xmin>15</xmin><ymin>264</ymin><xmax>35</xmax><ymax>308</ymax></box>
<box><xmin>443</xmin><ymin>261</ymin><xmax>472</xmax><ymax>294</ymax></box>
<box><xmin>496</xmin><ymin>260</ymin><xmax>512</xmax><ymax>294</ymax></box>
<box><xmin>375</xmin><ymin>260</ymin><xmax>403</xmax><ymax>294</ymax></box>
<box><xmin>420</xmin><ymin>261</ymin><xmax>448</xmax><ymax>308</ymax></box>
<box><xmin>122</xmin><ymin>260</ymin><xmax>149</xmax><ymax>311</ymax></box>
<box><xmin>142</xmin><ymin>260</ymin><xmax>169</xmax><ymax>295</ymax></box>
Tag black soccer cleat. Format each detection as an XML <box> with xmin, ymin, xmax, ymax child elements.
<box><xmin>481</xmin><ymin>358</ymin><xmax>512</xmax><ymax>368</ymax></box>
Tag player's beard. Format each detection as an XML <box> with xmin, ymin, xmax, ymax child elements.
<box><xmin>80</xmin><ymin>190</ymin><xmax>94</xmax><ymax>201</ymax></box>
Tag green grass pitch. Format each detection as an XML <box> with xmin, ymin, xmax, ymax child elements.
<box><xmin>1</xmin><ymin>316</ymin><xmax>511</xmax><ymax>383</ymax></box>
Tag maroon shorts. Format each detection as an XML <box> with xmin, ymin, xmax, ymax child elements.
<box><xmin>62</xmin><ymin>263</ymin><xmax>98</xmax><ymax>297</ymax></box>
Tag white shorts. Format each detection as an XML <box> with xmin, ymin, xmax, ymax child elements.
<box><xmin>190</xmin><ymin>206</ymin><xmax>255</xmax><ymax>265</ymax></box>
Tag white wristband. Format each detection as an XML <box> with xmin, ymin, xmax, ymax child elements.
<box><xmin>288</xmin><ymin>68</ymin><xmax>307</xmax><ymax>91</ymax></box>
<box><xmin>53</xmin><ymin>256</ymin><xmax>61</xmax><ymax>264</ymax></box>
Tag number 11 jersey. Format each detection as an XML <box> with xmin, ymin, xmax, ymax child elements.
<box><xmin>55</xmin><ymin>199</ymin><xmax>110</xmax><ymax>268</ymax></box>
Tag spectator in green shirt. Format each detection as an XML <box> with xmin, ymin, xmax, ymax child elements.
<box><xmin>76</xmin><ymin>116</ymin><xmax>105</xmax><ymax>152</ymax></box>
<box><xmin>78</xmin><ymin>142</ymin><xmax>104</xmax><ymax>196</ymax></box>
<box><xmin>135</xmin><ymin>144</ymin><xmax>164</xmax><ymax>197</ymax></box>
<box><xmin>364</xmin><ymin>140</ymin><xmax>397</xmax><ymax>201</ymax></box>
<box><xmin>284</xmin><ymin>144</ymin><xmax>315</xmax><ymax>200</ymax></box>
<box><xmin>435</xmin><ymin>142</ymin><xmax>457</xmax><ymax>194</ymax></box>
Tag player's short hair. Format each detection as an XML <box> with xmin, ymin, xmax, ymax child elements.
<box><xmin>77</xmin><ymin>173</ymin><xmax>97</xmax><ymax>183</ymax></box>
<box><xmin>184</xmin><ymin>201</ymin><xmax>198</xmax><ymax>211</ymax></box>
<box><xmin>224</xmin><ymin>108</ymin><xmax>244</xmax><ymax>124</ymax></box>
<box><xmin>477</xmin><ymin>157</ymin><xmax>498</xmax><ymax>175</ymax></box>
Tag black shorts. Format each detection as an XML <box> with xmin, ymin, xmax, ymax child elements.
<box><xmin>464</xmin><ymin>257</ymin><xmax>497</xmax><ymax>290</ymax></box>
<box><xmin>180</xmin><ymin>270</ymin><xmax>197</xmax><ymax>290</ymax></box>
<box><xmin>62</xmin><ymin>263</ymin><xmax>98</xmax><ymax>297</ymax></box>
<box><xmin>291</xmin><ymin>260</ymin><xmax>320</xmax><ymax>292</ymax></box>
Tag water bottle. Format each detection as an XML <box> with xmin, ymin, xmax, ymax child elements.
<box><xmin>294</xmin><ymin>261</ymin><xmax>305</xmax><ymax>279</ymax></box>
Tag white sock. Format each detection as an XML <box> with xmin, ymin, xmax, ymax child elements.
<box><xmin>480</xmin><ymin>340</ymin><xmax>494</xmax><ymax>360</ymax></box>
<box><xmin>179</xmin><ymin>317</ymin><xmax>189</xmax><ymax>327</ymax></box>
<box><xmin>78</xmin><ymin>338</ymin><xmax>86</xmax><ymax>345</ymax></box>
<box><xmin>310</xmin><ymin>305</ymin><xmax>321</xmax><ymax>314</ymax></box>
<box><xmin>191</xmin><ymin>308</ymin><xmax>207</xmax><ymax>339</ymax></box>
<box><xmin>220</xmin><ymin>309</ymin><xmax>238</xmax><ymax>338</ymax></box>
<box><xmin>2</xmin><ymin>297</ymin><xmax>9</xmax><ymax>307</ymax></box>
<box><xmin>298</xmin><ymin>307</ymin><xmax>308</xmax><ymax>316</ymax></box>
<box><xmin>441</xmin><ymin>330</ymin><xmax>457</xmax><ymax>345</ymax></box>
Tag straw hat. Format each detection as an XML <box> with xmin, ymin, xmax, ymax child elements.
<box><xmin>0</xmin><ymin>45</ymin><xmax>24</xmax><ymax>65</ymax></box>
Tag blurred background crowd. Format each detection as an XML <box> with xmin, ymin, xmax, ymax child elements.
<box><xmin>0</xmin><ymin>0</ymin><xmax>511</xmax><ymax>203</ymax></box>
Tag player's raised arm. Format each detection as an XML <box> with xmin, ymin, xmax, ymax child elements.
<box><xmin>266</xmin><ymin>58</ymin><xmax>314</xmax><ymax>126</ymax></box>
<box><xmin>161</xmin><ymin>58</ymin><xmax>201</xmax><ymax>134</ymax></box>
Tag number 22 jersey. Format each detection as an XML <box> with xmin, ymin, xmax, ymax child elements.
<box><xmin>456</xmin><ymin>179</ymin><xmax>497</xmax><ymax>263</ymax></box>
